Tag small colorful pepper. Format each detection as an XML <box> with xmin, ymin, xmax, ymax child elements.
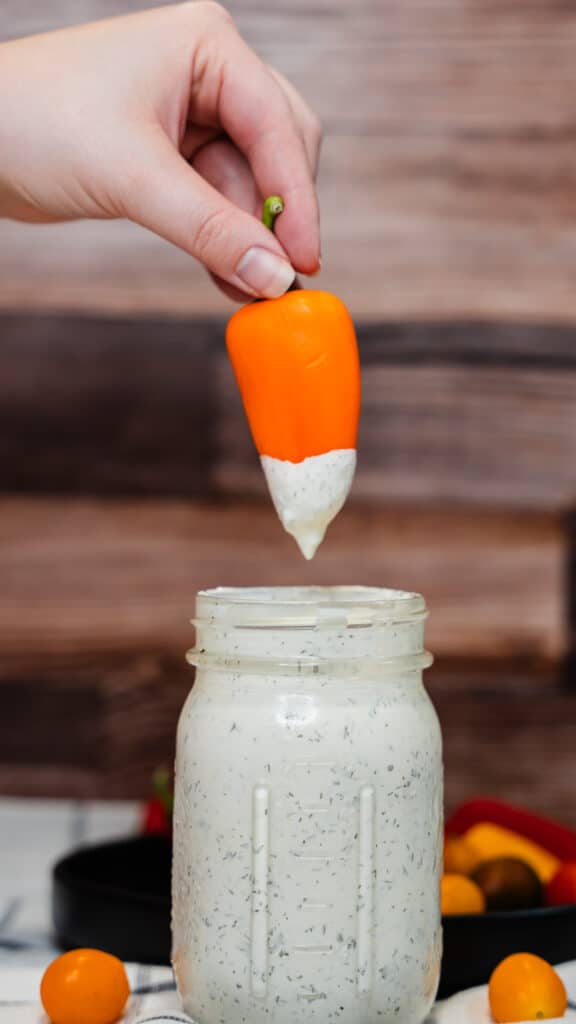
<box><xmin>226</xmin><ymin>197</ymin><xmax>361</xmax><ymax>558</ymax></box>
<box><xmin>446</xmin><ymin>797</ymin><xmax>576</xmax><ymax>861</ymax></box>
<box><xmin>142</xmin><ymin>768</ymin><xmax>173</xmax><ymax>837</ymax></box>
<box><xmin>462</xmin><ymin>822</ymin><xmax>560</xmax><ymax>884</ymax></box>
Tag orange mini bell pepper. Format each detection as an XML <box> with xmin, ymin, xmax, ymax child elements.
<box><xmin>227</xmin><ymin>289</ymin><xmax>360</xmax><ymax>464</ymax></box>
<box><xmin>226</xmin><ymin>197</ymin><xmax>360</xmax><ymax>466</ymax></box>
<box><xmin>226</xmin><ymin>198</ymin><xmax>361</xmax><ymax>558</ymax></box>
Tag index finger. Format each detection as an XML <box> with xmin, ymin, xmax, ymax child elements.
<box><xmin>216</xmin><ymin>29</ymin><xmax>321</xmax><ymax>274</ymax></box>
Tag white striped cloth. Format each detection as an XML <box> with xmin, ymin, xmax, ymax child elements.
<box><xmin>1</xmin><ymin>960</ymin><xmax>575</xmax><ymax>1024</ymax></box>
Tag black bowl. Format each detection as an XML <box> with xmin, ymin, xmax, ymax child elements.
<box><xmin>52</xmin><ymin>837</ymin><xmax>576</xmax><ymax>994</ymax></box>
<box><xmin>52</xmin><ymin>835</ymin><xmax>172</xmax><ymax>965</ymax></box>
<box><xmin>440</xmin><ymin>903</ymin><xmax>576</xmax><ymax>997</ymax></box>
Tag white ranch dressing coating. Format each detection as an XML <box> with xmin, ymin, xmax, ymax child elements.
<box><xmin>260</xmin><ymin>449</ymin><xmax>357</xmax><ymax>559</ymax></box>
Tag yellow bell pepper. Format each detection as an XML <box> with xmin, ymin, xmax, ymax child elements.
<box><xmin>463</xmin><ymin>822</ymin><xmax>560</xmax><ymax>883</ymax></box>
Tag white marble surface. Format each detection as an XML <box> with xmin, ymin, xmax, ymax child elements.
<box><xmin>0</xmin><ymin>798</ymin><xmax>575</xmax><ymax>1023</ymax></box>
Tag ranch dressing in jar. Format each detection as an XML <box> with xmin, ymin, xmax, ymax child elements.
<box><xmin>172</xmin><ymin>586</ymin><xmax>443</xmax><ymax>1024</ymax></box>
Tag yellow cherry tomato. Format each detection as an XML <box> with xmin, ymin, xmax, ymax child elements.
<box><xmin>489</xmin><ymin>953</ymin><xmax>567</xmax><ymax>1022</ymax></box>
<box><xmin>444</xmin><ymin>834</ymin><xmax>481</xmax><ymax>876</ymax></box>
<box><xmin>441</xmin><ymin>873</ymin><xmax>486</xmax><ymax>915</ymax></box>
<box><xmin>40</xmin><ymin>948</ymin><xmax>130</xmax><ymax>1024</ymax></box>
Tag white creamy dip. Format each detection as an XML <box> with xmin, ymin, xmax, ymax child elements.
<box><xmin>172</xmin><ymin>587</ymin><xmax>443</xmax><ymax>1024</ymax></box>
<box><xmin>260</xmin><ymin>449</ymin><xmax>356</xmax><ymax>559</ymax></box>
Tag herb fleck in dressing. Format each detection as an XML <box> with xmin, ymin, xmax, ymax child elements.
<box><xmin>173</xmin><ymin>587</ymin><xmax>443</xmax><ymax>1024</ymax></box>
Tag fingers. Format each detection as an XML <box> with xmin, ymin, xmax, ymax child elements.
<box><xmin>194</xmin><ymin>139</ymin><xmax>304</xmax><ymax>300</ymax></box>
<box><xmin>192</xmin><ymin>137</ymin><xmax>260</xmax><ymax>217</ymax></box>
<box><xmin>193</xmin><ymin>138</ymin><xmax>263</xmax><ymax>301</ymax></box>
<box><xmin>193</xmin><ymin>135</ymin><xmax>316</xmax><ymax>300</ymax></box>
<box><xmin>121</xmin><ymin>132</ymin><xmax>295</xmax><ymax>299</ymax></box>
<box><xmin>209</xmin><ymin>269</ymin><xmax>301</xmax><ymax>303</ymax></box>
<box><xmin>209</xmin><ymin>272</ymin><xmax>255</xmax><ymax>302</ymax></box>
<box><xmin>180</xmin><ymin>125</ymin><xmax>222</xmax><ymax>164</ymax></box>
<box><xmin>214</xmin><ymin>25</ymin><xmax>321</xmax><ymax>274</ymax></box>
<box><xmin>267</xmin><ymin>68</ymin><xmax>323</xmax><ymax>179</ymax></box>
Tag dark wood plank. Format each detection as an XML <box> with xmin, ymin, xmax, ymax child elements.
<box><xmin>2</xmin><ymin>314</ymin><xmax>576</xmax><ymax>508</ymax></box>
<box><xmin>0</xmin><ymin>315</ymin><xmax>215</xmax><ymax>495</ymax></box>
<box><xmin>566</xmin><ymin>510</ymin><xmax>576</xmax><ymax>687</ymax></box>
<box><xmin>0</xmin><ymin>676</ymin><xmax>104</xmax><ymax>767</ymax></box>
<box><xmin>0</xmin><ymin>653</ymin><xmax>190</xmax><ymax>801</ymax></box>
<box><xmin>216</xmin><ymin>336</ymin><xmax>576</xmax><ymax>510</ymax></box>
<box><xmin>3</xmin><ymin>2</ymin><xmax>576</xmax><ymax>320</ymax></box>
<box><xmin>0</xmin><ymin>498</ymin><xmax>564</xmax><ymax>665</ymax></box>
<box><xmin>1</xmin><ymin>655</ymin><xmax>575</xmax><ymax>833</ymax></box>
<box><xmin>432</xmin><ymin>663</ymin><xmax>576</xmax><ymax>830</ymax></box>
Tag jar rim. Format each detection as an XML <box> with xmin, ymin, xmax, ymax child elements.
<box><xmin>194</xmin><ymin>586</ymin><xmax>426</xmax><ymax>629</ymax></box>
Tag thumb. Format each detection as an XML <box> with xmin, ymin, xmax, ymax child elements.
<box><xmin>122</xmin><ymin>137</ymin><xmax>295</xmax><ymax>299</ymax></box>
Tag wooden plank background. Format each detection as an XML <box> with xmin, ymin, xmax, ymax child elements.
<box><xmin>0</xmin><ymin>497</ymin><xmax>564</xmax><ymax>665</ymax></box>
<box><xmin>3</xmin><ymin>0</ymin><xmax>576</xmax><ymax>320</ymax></box>
<box><xmin>1</xmin><ymin>312</ymin><xmax>573</xmax><ymax>812</ymax></box>
<box><xmin>1</xmin><ymin>1</ymin><xmax>576</xmax><ymax>818</ymax></box>
<box><xmin>0</xmin><ymin>491</ymin><xmax>572</xmax><ymax>824</ymax></box>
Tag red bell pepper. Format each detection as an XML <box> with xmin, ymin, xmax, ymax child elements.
<box><xmin>446</xmin><ymin>797</ymin><xmax>576</xmax><ymax>861</ymax></box>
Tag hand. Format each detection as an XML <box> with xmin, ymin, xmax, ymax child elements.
<box><xmin>0</xmin><ymin>2</ymin><xmax>322</xmax><ymax>300</ymax></box>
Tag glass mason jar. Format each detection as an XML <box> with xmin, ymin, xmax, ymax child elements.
<box><xmin>173</xmin><ymin>586</ymin><xmax>443</xmax><ymax>1024</ymax></box>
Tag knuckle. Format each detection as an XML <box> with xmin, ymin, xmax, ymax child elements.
<box><xmin>188</xmin><ymin>1</ymin><xmax>234</xmax><ymax>27</ymax></box>
<box><xmin>190</xmin><ymin>205</ymin><xmax>230</xmax><ymax>262</ymax></box>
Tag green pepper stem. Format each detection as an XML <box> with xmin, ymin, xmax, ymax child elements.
<box><xmin>262</xmin><ymin>195</ymin><xmax>284</xmax><ymax>232</ymax></box>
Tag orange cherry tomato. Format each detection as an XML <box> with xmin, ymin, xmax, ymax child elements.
<box><xmin>443</xmin><ymin>835</ymin><xmax>481</xmax><ymax>876</ymax></box>
<box><xmin>488</xmin><ymin>953</ymin><xmax>567</xmax><ymax>1022</ymax></box>
<box><xmin>441</xmin><ymin>873</ymin><xmax>486</xmax><ymax>915</ymax></box>
<box><xmin>40</xmin><ymin>949</ymin><xmax>130</xmax><ymax>1024</ymax></box>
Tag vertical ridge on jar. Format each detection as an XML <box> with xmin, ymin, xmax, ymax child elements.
<box><xmin>357</xmin><ymin>784</ymin><xmax>375</xmax><ymax>995</ymax></box>
<box><xmin>251</xmin><ymin>784</ymin><xmax>270</xmax><ymax>998</ymax></box>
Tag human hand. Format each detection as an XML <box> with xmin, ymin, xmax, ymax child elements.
<box><xmin>0</xmin><ymin>2</ymin><xmax>321</xmax><ymax>299</ymax></box>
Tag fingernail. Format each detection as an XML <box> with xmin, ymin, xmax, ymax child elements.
<box><xmin>235</xmin><ymin>247</ymin><xmax>296</xmax><ymax>298</ymax></box>
<box><xmin>309</xmin><ymin>257</ymin><xmax>322</xmax><ymax>277</ymax></box>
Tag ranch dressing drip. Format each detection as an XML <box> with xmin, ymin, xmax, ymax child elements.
<box><xmin>172</xmin><ymin>586</ymin><xmax>443</xmax><ymax>1024</ymax></box>
<box><xmin>260</xmin><ymin>449</ymin><xmax>356</xmax><ymax>559</ymax></box>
